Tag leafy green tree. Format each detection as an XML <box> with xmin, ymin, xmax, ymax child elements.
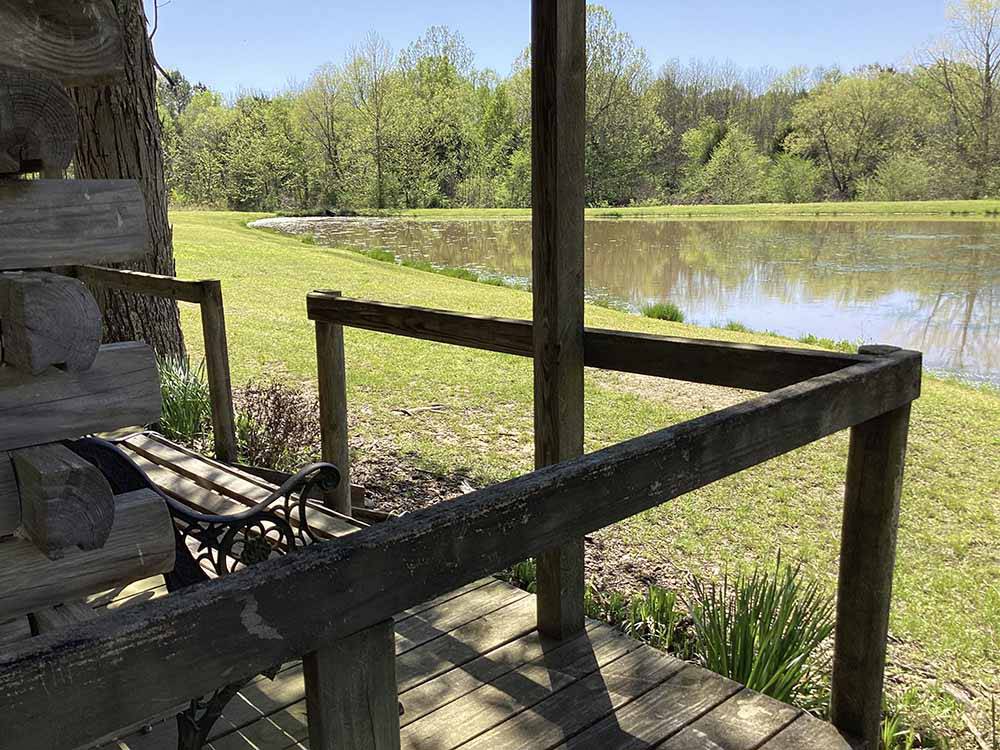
<box><xmin>921</xmin><ymin>0</ymin><xmax>1000</xmax><ymax>196</ymax></box>
<box><xmin>584</xmin><ymin>5</ymin><xmax>663</xmax><ymax>204</ymax></box>
<box><xmin>785</xmin><ymin>69</ymin><xmax>917</xmax><ymax>198</ymax></box>
<box><xmin>296</xmin><ymin>64</ymin><xmax>349</xmax><ymax>207</ymax></box>
<box><xmin>345</xmin><ymin>32</ymin><xmax>398</xmax><ymax>208</ymax></box>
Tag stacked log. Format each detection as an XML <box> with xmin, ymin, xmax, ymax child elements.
<box><xmin>0</xmin><ymin>3</ymin><xmax>174</xmax><ymax>622</ymax></box>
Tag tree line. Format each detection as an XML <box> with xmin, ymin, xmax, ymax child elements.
<box><xmin>158</xmin><ymin>1</ymin><xmax>1000</xmax><ymax>211</ymax></box>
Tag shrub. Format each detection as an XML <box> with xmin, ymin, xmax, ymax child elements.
<box><xmin>642</xmin><ymin>302</ymin><xmax>685</xmax><ymax>322</ymax></box>
<box><xmin>684</xmin><ymin>122</ymin><xmax>770</xmax><ymax>204</ymax></box>
<box><xmin>235</xmin><ymin>380</ymin><xmax>321</xmax><ymax>472</ymax></box>
<box><xmin>689</xmin><ymin>558</ymin><xmax>835</xmax><ymax>705</ymax></box>
<box><xmin>858</xmin><ymin>153</ymin><xmax>933</xmax><ymax>202</ymax></box>
<box><xmin>768</xmin><ymin>154</ymin><xmax>822</xmax><ymax>203</ymax></box>
<box><xmin>157</xmin><ymin>356</ymin><xmax>212</xmax><ymax>448</ymax></box>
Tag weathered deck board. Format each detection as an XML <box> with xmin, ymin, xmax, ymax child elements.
<box><xmin>194</xmin><ymin>580</ymin><xmax>851</xmax><ymax>750</ymax></box>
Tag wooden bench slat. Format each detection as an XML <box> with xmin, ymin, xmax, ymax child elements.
<box><xmin>120</xmin><ymin>436</ymin><xmax>360</xmax><ymax>539</ymax></box>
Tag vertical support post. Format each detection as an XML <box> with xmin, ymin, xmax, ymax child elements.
<box><xmin>303</xmin><ymin>620</ymin><xmax>400</xmax><ymax>750</ymax></box>
<box><xmin>831</xmin><ymin>346</ymin><xmax>914</xmax><ymax>748</ymax></box>
<box><xmin>315</xmin><ymin>291</ymin><xmax>352</xmax><ymax>516</ymax></box>
<box><xmin>199</xmin><ymin>280</ymin><xmax>238</xmax><ymax>464</ymax></box>
<box><xmin>531</xmin><ymin>0</ymin><xmax>587</xmax><ymax>640</ymax></box>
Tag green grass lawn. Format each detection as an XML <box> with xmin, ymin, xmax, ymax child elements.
<box><xmin>348</xmin><ymin>197</ymin><xmax>1000</xmax><ymax>220</ymax></box>
<box><xmin>172</xmin><ymin>210</ymin><xmax>999</xmax><ymax>746</ymax></box>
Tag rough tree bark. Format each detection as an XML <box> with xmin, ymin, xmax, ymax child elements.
<box><xmin>70</xmin><ymin>0</ymin><xmax>185</xmax><ymax>358</ymax></box>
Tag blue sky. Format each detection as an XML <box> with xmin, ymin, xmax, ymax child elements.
<box><xmin>146</xmin><ymin>0</ymin><xmax>949</xmax><ymax>95</ymax></box>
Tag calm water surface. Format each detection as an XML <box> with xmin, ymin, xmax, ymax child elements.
<box><xmin>254</xmin><ymin>216</ymin><xmax>1000</xmax><ymax>384</ymax></box>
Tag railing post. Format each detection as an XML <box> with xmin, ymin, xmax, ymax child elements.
<box><xmin>530</xmin><ymin>0</ymin><xmax>587</xmax><ymax>640</ymax></box>
<box><xmin>315</xmin><ymin>290</ymin><xmax>352</xmax><ymax>516</ymax></box>
<box><xmin>199</xmin><ymin>280</ymin><xmax>237</xmax><ymax>464</ymax></box>
<box><xmin>831</xmin><ymin>346</ymin><xmax>914</xmax><ymax>748</ymax></box>
<box><xmin>303</xmin><ymin>620</ymin><xmax>400</xmax><ymax>750</ymax></box>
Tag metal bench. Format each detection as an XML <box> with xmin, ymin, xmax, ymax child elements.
<box><xmin>64</xmin><ymin>433</ymin><xmax>363</xmax><ymax>750</ymax></box>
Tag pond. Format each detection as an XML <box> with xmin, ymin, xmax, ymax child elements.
<box><xmin>252</xmin><ymin>216</ymin><xmax>1000</xmax><ymax>385</ymax></box>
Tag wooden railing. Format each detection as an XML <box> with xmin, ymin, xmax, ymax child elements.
<box><xmin>0</xmin><ymin>293</ymin><xmax>920</xmax><ymax>750</ymax></box>
<box><xmin>69</xmin><ymin>265</ymin><xmax>238</xmax><ymax>464</ymax></box>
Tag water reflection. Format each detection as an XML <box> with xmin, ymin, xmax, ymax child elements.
<box><xmin>256</xmin><ymin>217</ymin><xmax>1000</xmax><ymax>383</ymax></box>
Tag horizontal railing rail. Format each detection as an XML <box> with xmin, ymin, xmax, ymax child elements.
<box><xmin>306</xmin><ymin>293</ymin><xmax>870</xmax><ymax>392</ymax></box>
<box><xmin>68</xmin><ymin>265</ymin><xmax>238</xmax><ymax>464</ymax></box>
<box><xmin>0</xmin><ymin>342</ymin><xmax>921</xmax><ymax>750</ymax></box>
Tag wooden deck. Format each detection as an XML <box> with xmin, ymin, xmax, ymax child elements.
<box><xmin>91</xmin><ymin>576</ymin><xmax>852</xmax><ymax>750</ymax></box>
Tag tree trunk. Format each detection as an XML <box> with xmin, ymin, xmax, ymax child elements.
<box><xmin>70</xmin><ymin>0</ymin><xmax>185</xmax><ymax>359</ymax></box>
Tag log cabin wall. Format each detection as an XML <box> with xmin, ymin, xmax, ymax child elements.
<box><xmin>0</xmin><ymin>0</ymin><xmax>173</xmax><ymax>625</ymax></box>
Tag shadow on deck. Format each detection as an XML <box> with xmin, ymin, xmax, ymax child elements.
<box><xmin>109</xmin><ymin>578</ymin><xmax>852</xmax><ymax>750</ymax></box>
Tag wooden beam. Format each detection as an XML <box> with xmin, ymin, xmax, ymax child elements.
<box><xmin>71</xmin><ymin>266</ymin><xmax>206</xmax><ymax>304</ymax></box>
<box><xmin>0</xmin><ymin>0</ymin><xmax>124</xmax><ymax>86</ymax></box>
<box><xmin>0</xmin><ymin>66</ymin><xmax>78</xmax><ymax>177</ymax></box>
<box><xmin>530</xmin><ymin>0</ymin><xmax>588</xmax><ymax>640</ymax></box>
<box><xmin>12</xmin><ymin>443</ymin><xmax>115</xmax><ymax>559</ymax></box>
<box><xmin>0</xmin><ymin>452</ymin><xmax>20</xmax><ymax>536</ymax></box>
<box><xmin>0</xmin><ymin>488</ymin><xmax>174</xmax><ymax>620</ymax></box>
<box><xmin>0</xmin><ymin>180</ymin><xmax>148</xmax><ymax>271</ymax></box>
<box><xmin>831</xmin><ymin>347</ymin><xmax>913</xmax><ymax>749</ymax></box>
<box><xmin>304</xmin><ymin>621</ymin><xmax>400</xmax><ymax>750</ymax></box>
<box><xmin>0</xmin><ymin>342</ymin><xmax>161</xmax><ymax>452</ymax></box>
<box><xmin>306</xmin><ymin>294</ymin><xmax>868</xmax><ymax>392</ymax></box>
<box><xmin>199</xmin><ymin>280</ymin><xmax>238</xmax><ymax>464</ymax></box>
<box><xmin>31</xmin><ymin>600</ymin><xmax>99</xmax><ymax>635</ymax></box>
<box><xmin>315</xmin><ymin>292</ymin><xmax>352</xmax><ymax>516</ymax></box>
<box><xmin>0</xmin><ymin>352</ymin><xmax>921</xmax><ymax>750</ymax></box>
<box><xmin>0</xmin><ymin>271</ymin><xmax>102</xmax><ymax>374</ymax></box>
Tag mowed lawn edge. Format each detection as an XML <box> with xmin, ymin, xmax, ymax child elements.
<box><xmin>337</xmin><ymin>197</ymin><xmax>1000</xmax><ymax>220</ymax></box>
<box><xmin>172</xmin><ymin>210</ymin><xmax>999</xmax><ymax>743</ymax></box>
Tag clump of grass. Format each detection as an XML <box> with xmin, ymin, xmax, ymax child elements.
<box><xmin>235</xmin><ymin>380</ymin><xmax>321</xmax><ymax>472</ymax></box>
<box><xmin>157</xmin><ymin>355</ymin><xmax>212</xmax><ymax>449</ymax></box>
<box><xmin>624</xmin><ymin>586</ymin><xmax>690</xmax><ymax>654</ymax></box>
<box><xmin>362</xmin><ymin>247</ymin><xmax>396</xmax><ymax>263</ymax></box>
<box><xmin>437</xmin><ymin>267</ymin><xmax>480</xmax><ymax>282</ymax></box>
<box><xmin>500</xmin><ymin>558</ymin><xmax>538</xmax><ymax>593</ymax></box>
<box><xmin>723</xmin><ymin>320</ymin><xmax>751</xmax><ymax>333</ymax></box>
<box><xmin>641</xmin><ymin>301</ymin><xmax>685</xmax><ymax>322</ymax></box>
<box><xmin>500</xmin><ymin>561</ymin><xmax>687</xmax><ymax>652</ymax></box>
<box><xmin>584</xmin><ymin>586</ymin><xmax>631</xmax><ymax>628</ymax></box>
<box><xmin>880</xmin><ymin>688</ymin><xmax>945</xmax><ymax>749</ymax></box>
<box><xmin>797</xmin><ymin>333</ymin><xmax>857</xmax><ymax>353</ymax></box>
<box><xmin>589</xmin><ymin>295</ymin><xmax>632</xmax><ymax>313</ymax></box>
<box><xmin>688</xmin><ymin>558</ymin><xmax>834</xmax><ymax>705</ymax></box>
<box><xmin>400</xmin><ymin>258</ymin><xmax>434</xmax><ymax>272</ymax></box>
<box><xmin>300</xmin><ymin>234</ymin><xmax>317</xmax><ymax>245</ymax></box>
